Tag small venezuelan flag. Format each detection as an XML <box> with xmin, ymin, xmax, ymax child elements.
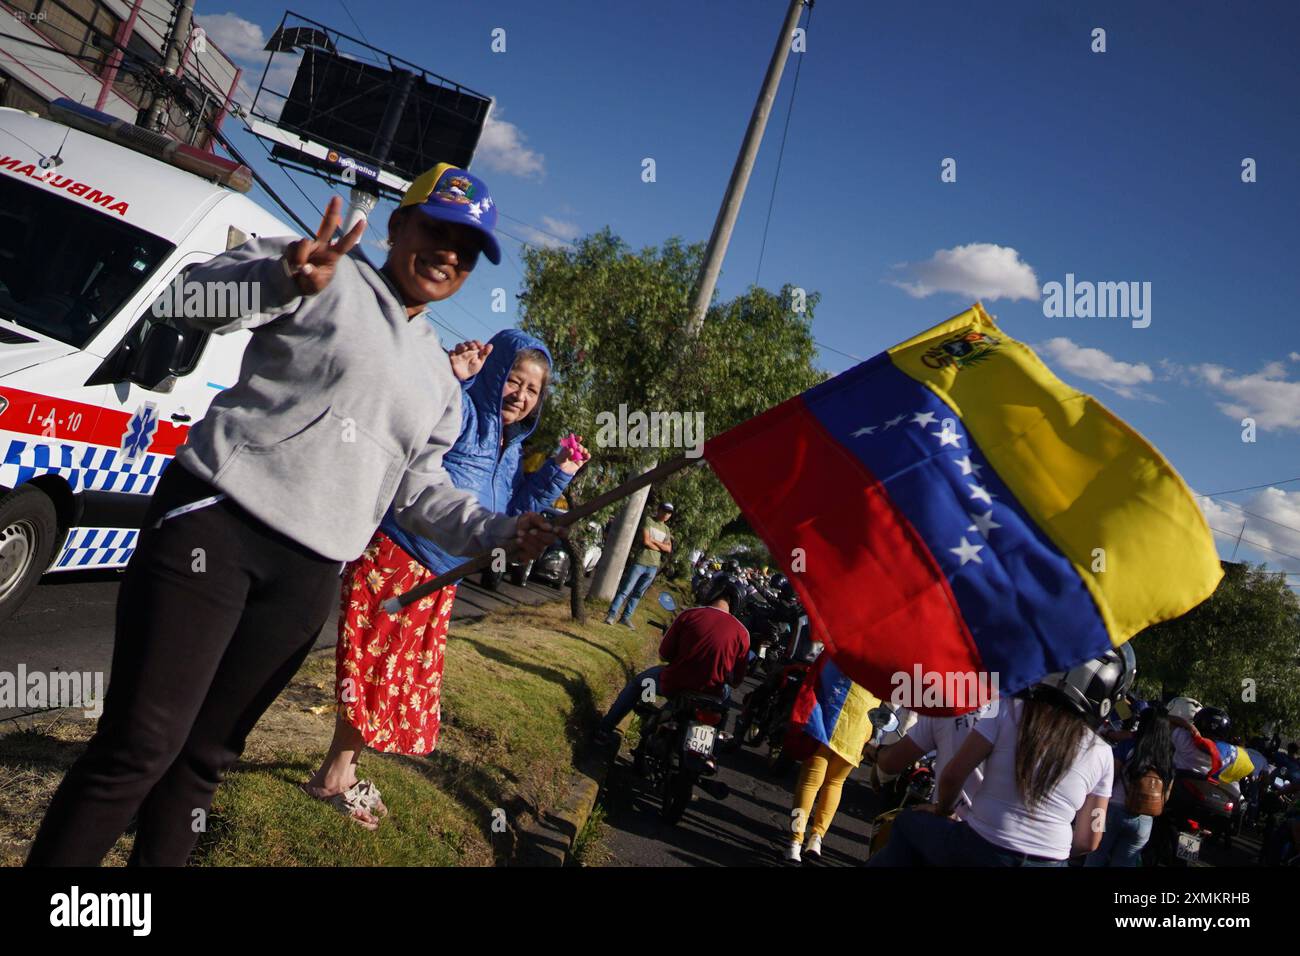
<box><xmin>704</xmin><ymin>303</ymin><xmax>1222</xmax><ymax>714</ymax></box>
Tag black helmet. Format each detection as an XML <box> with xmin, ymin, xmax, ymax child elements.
<box><xmin>702</xmin><ymin>573</ymin><xmax>746</xmax><ymax>617</ymax></box>
<box><xmin>723</xmin><ymin>559</ymin><xmax>740</xmax><ymax>575</ymax></box>
<box><xmin>1193</xmin><ymin>706</ymin><xmax>1232</xmax><ymax>741</ymax></box>
<box><xmin>1024</xmin><ymin>642</ymin><xmax>1137</xmax><ymax>726</ymax></box>
<box><xmin>769</xmin><ymin>572</ymin><xmax>788</xmax><ymax>591</ymax></box>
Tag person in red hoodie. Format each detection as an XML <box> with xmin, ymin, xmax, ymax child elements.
<box><xmin>596</xmin><ymin>575</ymin><xmax>749</xmax><ymax>742</ymax></box>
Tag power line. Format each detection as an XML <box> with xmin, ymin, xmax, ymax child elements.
<box><xmin>335</xmin><ymin>0</ymin><xmax>372</xmax><ymax>45</ymax></box>
<box><xmin>815</xmin><ymin>339</ymin><xmax>864</xmax><ymax>363</ymax></box>
<box><xmin>1199</xmin><ymin>495</ymin><xmax>1300</xmax><ymax>542</ymax></box>
<box><xmin>1207</xmin><ymin>524</ymin><xmax>1300</xmax><ymax>565</ymax></box>
<box><xmin>755</xmin><ymin>0</ymin><xmax>812</xmax><ymax>286</ymax></box>
<box><xmin>446</xmin><ymin>295</ymin><xmax>498</xmax><ymax>336</ymax></box>
<box><xmin>497</xmin><ymin>211</ymin><xmax>576</xmax><ymax>248</ymax></box>
<box><xmin>1200</xmin><ymin>476</ymin><xmax>1300</xmax><ymax>497</ymax></box>
<box><xmin>424</xmin><ymin>306</ymin><xmax>467</xmax><ymax>342</ymax></box>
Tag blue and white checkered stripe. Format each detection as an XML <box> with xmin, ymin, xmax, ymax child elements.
<box><xmin>53</xmin><ymin>527</ymin><xmax>140</xmax><ymax>570</ymax></box>
<box><xmin>0</xmin><ymin>436</ymin><xmax>169</xmax><ymax>495</ymax></box>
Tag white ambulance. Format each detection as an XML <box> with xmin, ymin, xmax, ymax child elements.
<box><xmin>0</xmin><ymin>99</ymin><xmax>295</xmax><ymax>623</ymax></box>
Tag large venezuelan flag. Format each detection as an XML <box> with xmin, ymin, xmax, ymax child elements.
<box><xmin>704</xmin><ymin>303</ymin><xmax>1222</xmax><ymax>715</ymax></box>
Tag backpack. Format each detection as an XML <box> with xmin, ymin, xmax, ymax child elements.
<box><xmin>1125</xmin><ymin>768</ymin><xmax>1167</xmax><ymax>816</ymax></box>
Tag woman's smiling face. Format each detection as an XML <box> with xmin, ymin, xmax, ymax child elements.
<box><xmin>501</xmin><ymin>358</ymin><xmax>547</xmax><ymax>426</ymax></box>
<box><xmin>385</xmin><ymin>209</ymin><xmax>482</xmax><ymax>306</ymax></box>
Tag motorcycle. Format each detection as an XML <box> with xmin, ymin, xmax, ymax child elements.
<box><xmin>631</xmin><ymin>594</ymin><xmax>731</xmax><ymax>823</ymax></box>
<box><xmin>731</xmin><ymin>615</ymin><xmax>820</xmax><ymax>773</ymax></box>
<box><xmin>1145</xmin><ymin>770</ymin><xmax>1240</xmax><ymax>866</ymax></box>
<box><xmin>885</xmin><ymin>752</ymin><xmax>936</xmax><ymax>811</ymax></box>
<box><xmin>732</xmin><ymin>658</ymin><xmax>812</xmax><ymax>762</ymax></box>
<box><xmin>858</xmin><ymin>707</ymin><xmax>935</xmax><ymax>859</ymax></box>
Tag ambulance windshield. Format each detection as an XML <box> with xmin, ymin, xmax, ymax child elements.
<box><xmin>0</xmin><ymin>174</ymin><xmax>172</xmax><ymax>349</ymax></box>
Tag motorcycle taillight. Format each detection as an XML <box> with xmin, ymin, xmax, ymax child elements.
<box><xmin>694</xmin><ymin>709</ymin><xmax>722</xmax><ymax>726</ymax></box>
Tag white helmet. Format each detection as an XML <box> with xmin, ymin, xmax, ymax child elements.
<box><xmin>1166</xmin><ymin>696</ymin><xmax>1202</xmax><ymax>721</ymax></box>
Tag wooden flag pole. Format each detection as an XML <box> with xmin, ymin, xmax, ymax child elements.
<box><xmin>381</xmin><ymin>454</ymin><xmax>698</xmax><ymax>613</ymax></box>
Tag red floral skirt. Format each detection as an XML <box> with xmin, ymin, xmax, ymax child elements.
<box><xmin>336</xmin><ymin>530</ymin><xmax>457</xmax><ymax>755</ymax></box>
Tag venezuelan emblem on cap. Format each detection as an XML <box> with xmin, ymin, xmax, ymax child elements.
<box><xmin>399</xmin><ymin>162</ymin><xmax>501</xmax><ymax>264</ymax></box>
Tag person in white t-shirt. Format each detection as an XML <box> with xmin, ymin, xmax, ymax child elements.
<box><xmin>867</xmin><ymin>644</ymin><xmax>1135</xmax><ymax>867</ymax></box>
<box><xmin>873</xmin><ymin>701</ymin><xmax>996</xmax><ymax>817</ymax></box>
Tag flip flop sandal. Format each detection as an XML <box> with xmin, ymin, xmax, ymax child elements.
<box><xmin>300</xmin><ymin>782</ymin><xmax>381</xmax><ymax>830</ymax></box>
<box><xmin>351</xmin><ymin>779</ymin><xmax>388</xmax><ymax>817</ymax></box>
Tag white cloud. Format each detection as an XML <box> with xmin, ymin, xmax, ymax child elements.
<box><xmin>1036</xmin><ymin>337</ymin><xmax>1157</xmax><ymax>401</ymax></box>
<box><xmin>1196</xmin><ymin>487</ymin><xmax>1300</xmax><ymax>572</ymax></box>
<box><xmin>476</xmin><ymin>107</ymin><xmax>545</xmax><ymax>180</ymax></box>
<box><xmin>193</xmin><ymin>13</ymin><xmax>298</xmax><ymax>118</ymax></box>
<box><xmin>1289</xmin><ymin>351</ymin><xmax>1300</xmax><ymax>362</ymax></box>
<box><xmin>194</xmin><ymin>13</ymin><xmax>267</xmax><ymax>62</ymax></box>
<box><xmin>888</xmin><ymin>243</ymin><xmax>1039</xmax><ymax>302</ymax></box>
<box><xmin>1193</xmin><ymin>362</ymin><xmax>1300</xmax><ymax>431</ymax></box>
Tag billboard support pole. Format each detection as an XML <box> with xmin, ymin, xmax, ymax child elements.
<box><xmin>340</xmin><ymin>68</ymin><xmax>416</xmax><ymax>235</ymax></box>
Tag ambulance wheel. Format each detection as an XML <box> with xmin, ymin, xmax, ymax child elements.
<box><xmin>0</xmin><ymin>486</ymin><xmax>60</xmax><ymax>624</ymax></box>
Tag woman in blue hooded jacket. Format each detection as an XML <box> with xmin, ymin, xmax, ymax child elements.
<box><xmin>304</xmin><ymin>329</ymin><xmax>587</xmax><ymax>826</ymax></box>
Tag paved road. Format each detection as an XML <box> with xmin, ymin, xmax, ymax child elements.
<box><xmin>0</xmin><ymin>569</ymin><xmax>571</xmax><ymax>721</ymax></box>
<box><xmin>598</xmin><ymin>667</ymin><xmax>890</xmax><ymax>867</ymax></box>
<box><xmin>596</xmin><ymin>648</ymin><xmax>1264</xmax><ymax>869</ymax></box>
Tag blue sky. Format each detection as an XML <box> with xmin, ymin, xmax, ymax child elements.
<box><xmin>196</xmin><ymin>0</ymin><xmax>1300</xmax><ymax>582</ymax></box>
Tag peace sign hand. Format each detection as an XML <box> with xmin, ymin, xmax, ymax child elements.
<box><xmin>282</xmin><ymin>196</ymin><xmax>367</xmax><ymax>296</ymax></box>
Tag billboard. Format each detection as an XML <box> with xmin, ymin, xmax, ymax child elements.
<box><xmin>249</xmin><ymin>12</ymin><xmax>492</xmax><ymax>196</ymax></box>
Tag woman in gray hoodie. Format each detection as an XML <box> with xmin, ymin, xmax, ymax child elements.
<box><xmin>27</xmin><ymin>164</ymin><xmax>556</xmax><ymax>866</ymax></box>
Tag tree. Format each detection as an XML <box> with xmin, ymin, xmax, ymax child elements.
<box><xmin>518</xmin><ymin>229</ymin><xmax>824</xmax><ymax>595</ymax></box>
<box><xmin>1131</xmin><ymin>562</ymin><xmax>1300</xmax><ymax>737</ymax></box>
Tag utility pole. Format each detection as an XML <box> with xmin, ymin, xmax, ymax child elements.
<box><xmin>142</xmin><ymin>0</ymin><xmax>197</xmax><ymax>133</ymax></box>
<box><xmin>589</xmin><ymin>0</ymin><xmax>808</xmax><ymax>604</ymax></box>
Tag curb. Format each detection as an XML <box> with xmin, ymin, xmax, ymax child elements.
<box><xmin>514</xmin><ymin>588</ymin><xmax>686</xmax><ymax>865</ymax></box>
<box><xmin>512</xmin><ymin>711</ymin><xmax>638</xmax><ymax>867</ymax></box>
<box><xmin>512</xmin><ymin>616</ymin><xmax>664</xmax><ymax>867</ymax></box>
<box><xmin>512</xmin><ymin>750</ymin><xmax>606</xmax><ymax>866</ymax></box>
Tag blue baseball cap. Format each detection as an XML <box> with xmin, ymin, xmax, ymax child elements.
<box><xmin>399</xmin><ymin>162</ymin><xmax>501</xmax><ymax>265</ymax></box>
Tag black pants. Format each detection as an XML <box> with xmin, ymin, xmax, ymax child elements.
<box><xmin>26</xmin><ymin>464</ymin><xmax>339</xmax><ymax>866</ymax></box>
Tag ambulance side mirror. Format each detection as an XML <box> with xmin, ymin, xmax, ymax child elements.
<box><xmin>130</xmin><ymin>325</ymin><xmax>183</xmax><ymax>391</ymax></box>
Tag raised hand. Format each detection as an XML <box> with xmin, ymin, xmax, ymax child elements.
<box><xmin>555</xmin><ymin>433</ymin><xmax>591</xmax><ymax>475</ymax></box>
<box><xmin>282</xmin><ymin>196</ymin><xmax>367</xmax><ymax>296</ymax></box>
<box><xmin>448</xmin><ymin>340</ymin><xmax>493</xmax><ymax>381</ymax></box>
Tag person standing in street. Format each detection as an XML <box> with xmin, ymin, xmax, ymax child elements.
<box><xmin>1085</xmin><ymin>704</ymin><xmax>1174</xmax><ymax>866</ymax></box>
<box><xmin>785</xmin><ymin>660</ymin><xmax>882</xmax><ymax>863</ymax></box>
<box><xmin>605</xmin><ymin>501</ymin><xmax>674</xmax><ymax>628</ymax></box>
<box><xmin>26</xmin><ymin>165</ymin><xmax>556</xmax><ymax>866</ymax></box>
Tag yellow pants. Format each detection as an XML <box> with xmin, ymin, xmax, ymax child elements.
<box><xmin>792</xmin><ymin>743</ymin><xmax>854</xmax><ymax>840</ymax></box>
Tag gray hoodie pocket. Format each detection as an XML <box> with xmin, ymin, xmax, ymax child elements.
<box><xmin>237</xmin><ymin>406</ymin><xmax>403</xmax><ymax>535</ymax></box>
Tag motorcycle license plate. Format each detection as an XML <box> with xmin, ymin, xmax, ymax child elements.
<box><xmin>685</xmin><ymin>723</ymin><xmax>715</xmax><ymax>756</ymax></box>
<box><xmin>1176</xmin><ymin>833</ymin><xmax>1201</xmax><ymax>862</ymax></box>
<box><xmin>757</xmin><ymin>645</ymin><xmax>767</xmax><ymax>659</ymax></box>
